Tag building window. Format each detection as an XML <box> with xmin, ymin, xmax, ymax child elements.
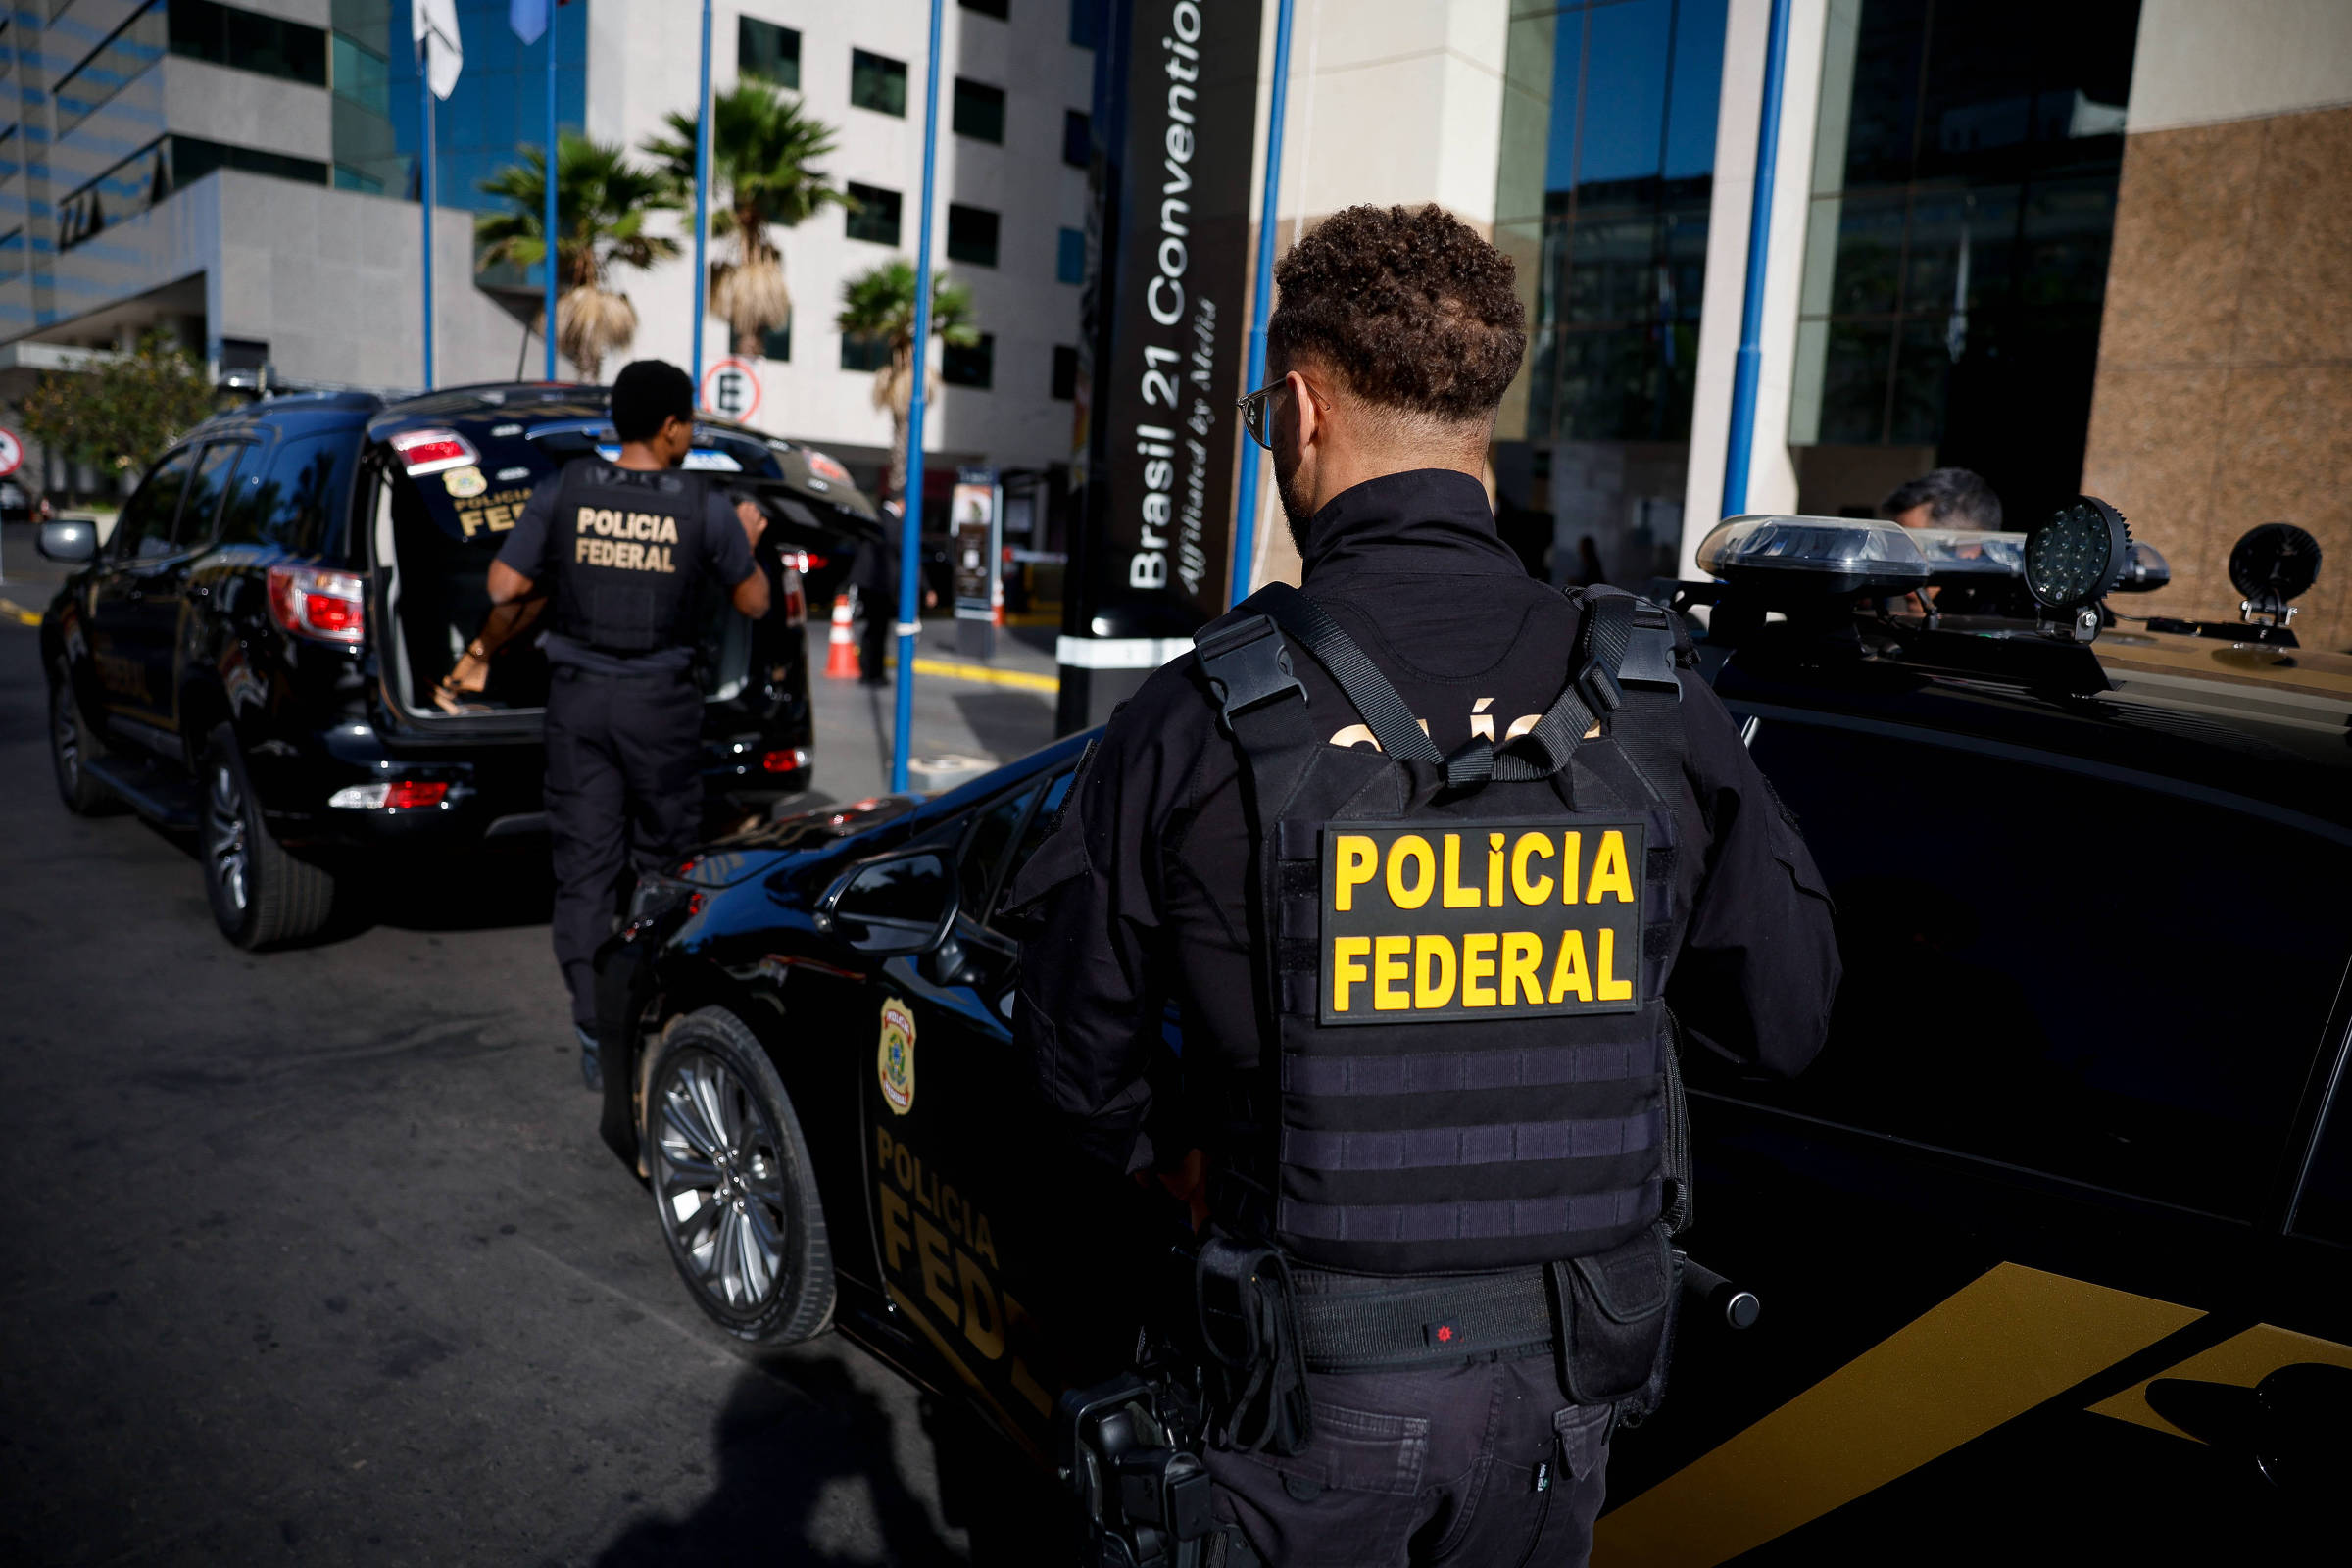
<box><xmin>1056</xmin><ymin>226</ymin><xmax>1085</xmax><ymax>285</ymax></box>
<box><xmin>851</xmin><ymin>48</ymin><xmax>908</xmax><ymax>117</ymax></box>
<box><xmin>1785</xmin><ymin>0</ymin><xmax>2141</xmax><ymax>521</ymax></box>
<box><xmin>0</xmin><ymin>227</ymin><xmax>24</xmax><ymax>286</ymax></box>
<box><xmin>330</xmin><ymin>30</ymin><xmax>389</xmax><ymax>117</ymax></box>
<box><xmin>1052</xmin><ymin>344</ymin><xmax>1079</xmax><ymax>401</ymax></box>
<box><xmin>762</xmin><ymin>314</ymin><xmax>792</xmax><ymax>363</ymax></box>
<box><xmin>1070</xmin><ymin>0</ymin><xmax>1099</xmax><ymax>49</ymax></box>
<box><xmin>58</xmin><ymin>135</ymin><xmax>324</xmax><ymax>252</ymax></box>
<box><xmin>943</xmin><ymin>333</ymin><xmax>995</xmax><ymax>390</ymax></box>
<box><xmin>170</xmin><ymin>0</ymin><xmax>328</xmax><ymax>87</ymax></box>
<box><xmin>333</xmin><ymin>165</ymin><xmax>383</xmax><ymax>195</ymax></box>
<box><xmin>52</xmin><ymin>1</ymin><xmax>167</xmax><ymax>138</ymax></box>
<box><xmin>841</xmin><ymin>332</ymin><xmax>892</xmax><ymax>373</ymax></box>
<box><xmin>963</xmin><ymin>0</ymin><xmax>1011</xmax><ymax>20</ymax></box>
<box><xmin>948</xmin><ymin>203</ymin><xmax>1000</xmax><ymax>268</ymax></box>
<box><xmin>845</xmin><ymin>182</ymin><xmax>903</xmax><ymax>246</ymax></box>
<box><xmin>740</xmin><ymin>18</ymin><xmax>801</xmax><ymax>89</ymax></box>
<box><xmin>1062</xmin><ymin>109</ymin><xmax>1092</xmax><ymax>168</ymax></box>
<box><xmin>954</xmin><ymin>77</ymin><xmax>1006</xmax><ymax>144</ymax></box>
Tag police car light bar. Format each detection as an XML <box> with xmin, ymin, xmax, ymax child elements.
<box><xmin>389</xmin><ymin>427</ymin><xmax>479</xmax><ymax>477</ymax></box>
<box><xmin>1696</xmin><ymin>514</ymin><xmax>2025</xmax><ymax>598</ymax></box>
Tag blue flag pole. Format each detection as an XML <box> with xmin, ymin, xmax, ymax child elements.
<box><xmin>420</xmin><ymin>47</ymin><xmax>436</xmax><ymax>390</ymax></box>
<box><xmin>1721</xmin><ymin>0</ymin><xmax>1792</xmax><ymax>519</ymax></box>
<box><xmin>892</xmin><ymin>0</ymin><xmax>947</xmax><ymax>795</ymax></box>
<box><xmin>545</xmin><ymin>13</ymin><xmax>559</xmax><ymax>380</ymax></box>
<box><xmin>691</xmin><ymin>0</ymin><xmax>713</xmax><ymax>394</ymax></box>
<box><xmin>1229</xmin><ymin>0</ymin><xmax>1296</xmax><ymax>607</ymax></box>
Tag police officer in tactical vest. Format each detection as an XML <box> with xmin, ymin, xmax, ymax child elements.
<box><xmin>473</xmin><ymin>360</ymin><xmax>771</xmax><ymax>1088</ymax></box>
<box><xmin>1006</xmin><ymin>207</ymin><xmax>1840</xmax><ymax>1565</ymax></box>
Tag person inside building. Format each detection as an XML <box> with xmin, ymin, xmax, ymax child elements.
<box><xmin>1882</xmin><ymin>466</ymin><xmax>2015</xmax><ymax>614</ymax></box>
<box><xmin>454</xmin><ymin>360</ymin><xmax>771</xmax><ymax>1089</ymax></box>
<box><xmin>1004</xmin><ymin>204</ymin><xmax>1839</xmax><ymax>1567</ymax></box>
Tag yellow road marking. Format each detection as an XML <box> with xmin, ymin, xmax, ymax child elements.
<box><xmin>1</xmin><ymin>597</ymin><xmax>41</xmax><ymax>627</ymax></box>
<box><xmin>2088</xmin><ymin>1322</ymin><xmax>2352</xmax><ymax>1441</ymax></box>
<box><xmin>907</xmin><ymin>656</ymin><xmax>1058</xmax><ymax>694</ymax></box>
<box><xmin>1592</xmin><ymin>1263</ymin><xmax>2203</xmax><ymax>1566</ymax></box>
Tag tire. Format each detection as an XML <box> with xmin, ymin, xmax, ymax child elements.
<box><xmin>49</xmin><ymin>662</ymin><xmax>122</xmax><ymax>816</ymax></box>
<box><xmin>644</xmin><ymin>1006</ymin><xmax>837</xmax><ymax>1344</ymax></box>
<box><xmin>198</xmin><ymin>723</ymin><xmax>336</xmax><ymax>950</ymax></box>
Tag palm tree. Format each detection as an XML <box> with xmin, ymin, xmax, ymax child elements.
<box><xmin>835</xmin><ymin>261</ymin><xmax>979</xmax><ymax>501</ymax></box>
<box><xmin>477</xmin><ymin>133</ymin><xmax>684</xmax><ymax>378</ymax></box>
<box><xmin>643</xmin><ymin>83</ymin><xmax>848</xmax><ymax>356</ymax></box>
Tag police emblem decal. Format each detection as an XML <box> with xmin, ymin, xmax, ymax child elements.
<box><xmin>877</xmin><ymin>998</ymin><xmax>916</xmax><ymax>1116</ymax></box>
<box><xmin>441</xmin><ymin>465</ymin><xmax>488</xmax><ymax>498</ymax></box>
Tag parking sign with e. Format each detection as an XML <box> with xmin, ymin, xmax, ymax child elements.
<box><xmin>0</xmin><ymin>426</ymin><xmax>22</xmax><ymax>478</ymax></box>
<box><xmin>699</xmin><ymin>358</ymin><xmax>760</xmax><ymax>421</ymax></box>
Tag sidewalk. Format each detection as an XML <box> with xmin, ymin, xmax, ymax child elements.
<box><xmin>798</xmin><ymin>618</ymin><xmax>1064</xmax><ymax>808</ymax></box>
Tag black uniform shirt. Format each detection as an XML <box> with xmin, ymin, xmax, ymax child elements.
<box><xmin>497</xmin><ymin>462</ymin><xmax>757</xmax><ymax>675</ymax></box>
<box><xmin>1007</xmin><ymin>469</ymin><xmax>1840</xmax><ymax>1171</ymax></box>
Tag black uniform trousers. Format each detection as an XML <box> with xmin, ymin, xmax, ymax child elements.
<box><xmin>1205</xmin><ymin>1355</ymin><xmax>1612</xmax><ymax>1568</ymax></box>
<box><xmin>544</xmin><ymin>663</ymin><xmax>702</xmax><ymax>1034</ymax></box>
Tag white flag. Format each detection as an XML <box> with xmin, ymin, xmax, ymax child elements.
<box><xmin>414</xmin><ymin>0</ymin><xmax>465</xmax><ymax>101</ymax></box>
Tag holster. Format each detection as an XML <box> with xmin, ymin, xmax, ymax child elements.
<box><xmin>1192</xmin><ymin>1232</ymin><xmax>1315</xmax><ymax>1459</ymax></box>
<box><xmin>1548</xmin><ymin>1221</ymin><xmax>1680</xmax><ymax>1418</ymax></box>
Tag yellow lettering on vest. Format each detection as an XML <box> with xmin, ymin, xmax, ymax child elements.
<box><xmin>650</xmin><ymin>544</ymin><xmax>673</xmax><ymax>572</ymax></box>
<box><xmin>659</xmin><ymin>515</ymin><xmax>679</xmax><ymax>544</ymax></box>
<box><xmin>1587</xmin><ymin>830</ymin><xmax>1634</xmax><ymax>904</ymax></box>
<box><xmin>1373</xmin><ymin>936</ymin><xmax>1410</xmax><ymax>1010</ymax></box>
<box><xmin>1549</xmin><ymin>930</ymin><xmax>1592</xmax><ymax>1002</ymax></box>
<box><xmin>1500</xmin><ymin>932</ymin><xmax>1544</xmax><ymax>1005</ymax></box>
<box><xmin>1442</xmin><ymin>834</ymin><xmax>1482</xmax><ymax>908</ymax></box>
<box><xmin>1332</xmin><ymin>936</ymin><xmax>1371</xmax><ymax>1012</ymax></box>
<box><xmin>1387</xmin><ymin>837</ymin><xmax>1434</xmax><ymax>909</ymax></box>
<box><xmin>575</xmin><ymin>505</ymin><xmax>597</xmax><ymax>536</ymax></box>
<box><xmin>1413</xmin><ymin>934</ymin><xmax>1456</xmax><ymax>1008</ymax></box>
<box><xmin>1562</xmin><ymin>831</ymin><xmax>1582</xmax><ymax>904</ymax></box>
<box><xmin>1333</xmin><ymin>835</ymin><xmax>1377</xmax><ymax>911</ymax></box>
<box><xmin>1461</xmin><ymin>934</ymin><xmax>1498</xmax><ymax>1006</ymax></box>
<box><xmin>1596</xmin><ymin>926</ymin><xmax>1634</xmax><ymax>1002</ymax></box>
<box><xmin>1488</xmin><ymin>832</ymin><xmax>1505</xmax><ymax>906</ymax></box>
<box><xmin>574</xmin><ymin>535</ymin><xmax>593</xmax><ymax>564</ymax></box>
<box><xmin>1511</xmin><ymin>833</ymin><xmax>1555</xmax><ymax>906</ymax></box>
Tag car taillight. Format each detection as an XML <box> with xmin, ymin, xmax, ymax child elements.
<box><xmin>761</xmin><ymin>748</ymin><xmax>809</xmax><ymax>774</ymax></box>
<box><xmin>784</xmin><ymin>583</ymin><xmax>806</xmax><ymax>625</ymax></box>
<box><xmin>268</xmin><ymin>563</ymin><xmax>367</xmax><ymax>645</ymax></box>
<box><xmin>388</xmin><ymin>427</ymin><xmax>478</xmax><ymax>475</ymax></box>
<box><xmin>327</xmin><ymin>779</ymin><xmax>450</xmax><ymax>809</ymax></box>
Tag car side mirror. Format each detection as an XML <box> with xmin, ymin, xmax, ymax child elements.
<box><xmin>820</xmin><ymin>849</ymin><xmax>956</xmax><ymax>956</ymax></box>
<box><xmin>38</xmin><ymin>518</ymin><xmax>98</xmax><ymax>564</ymax></box>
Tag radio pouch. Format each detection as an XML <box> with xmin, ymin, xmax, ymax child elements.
<box><xmin>1549</xmin><ymin>1222</ymin><xmax>1678</xmax><ymax>1409</ymax></box>
<box><xmin>1194</xmin><ymin>1233</ymin><xmax>1314</xmax><ymax>1458</ymax></box>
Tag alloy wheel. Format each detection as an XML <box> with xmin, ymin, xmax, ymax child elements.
<box><xmin>651</xmin><ymin>1050</ymin><xmax>790</xmax><ymax>1313</ymax></box>
<box><xmin>52</xmin><ymin>686</ymin><xmax>80</xmax><ymax>792</ymax></box>
<box><xmin>206</xmin><ymin>760</ymin><xmax>250</xmax><ymax>915</ymax></box>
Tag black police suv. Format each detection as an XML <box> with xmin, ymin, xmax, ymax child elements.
<box><xmin>37</xmin><ymin>383</ymin><xmax>878</xmax><ymax>949</ymax></box>
<box><xmin>593</xmin><ymin>503</ymin><xmax>2352</xmax><ymax>1558</ymax></box>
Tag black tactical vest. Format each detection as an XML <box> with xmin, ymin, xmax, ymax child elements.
<box><xmin>1193</xmin><ymin>583</ymin><xmax>1692</xmax><ymax>1276</ymax></box>
<box><xmin>546</xmin><ymin>460</ymin><xmax>712</xmax><ymax>655</ymax></box>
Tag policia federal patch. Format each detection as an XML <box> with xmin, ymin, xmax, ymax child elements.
<box><xmin>1321</xmin><ymin>821</ymin><xmax>1643</xmax><ymax>1025</ymax></box>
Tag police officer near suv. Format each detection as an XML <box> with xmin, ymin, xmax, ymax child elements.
<box><xmin>466</xmin><ymin>360</ymin><xmax>771</xmax><ymax>1089</ymax></box>
<box><xmin>1007</xmin><ymin>207</ymin><xmax>1840</xmax><ymax>1565</ymax></box>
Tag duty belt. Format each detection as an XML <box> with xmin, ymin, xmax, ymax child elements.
<box><xmin>1291</xmin><ymin>1264</ymin><xmax>1555</xmax><ymax>1373</ymax></box>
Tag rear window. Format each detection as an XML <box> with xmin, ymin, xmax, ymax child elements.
<box><xmin>220</xmin><ymin>430</ymin><xmax>358</xmax><ymax>552</ymax></box>
<box><xmin>1711</xmin><ymin>718</ymin><xmax>2352</xmax><ymax>1221</ymax></box>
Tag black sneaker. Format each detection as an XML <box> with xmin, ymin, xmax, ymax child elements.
<box><xmin>577</xmin><ymin>1025</ymin><xmax>602</xmax><ymax>1093</ymax></box>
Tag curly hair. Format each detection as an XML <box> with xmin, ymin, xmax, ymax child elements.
<box><xmin>1266</xmin><ymin>204</ymin><xmax>1527</xmax><ymax>422</ymax></box>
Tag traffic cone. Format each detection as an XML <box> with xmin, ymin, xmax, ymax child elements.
<box><xmin>824</xmin><ymin>593</ymin><xmax>861</xmax><ymax>679</ymax></box>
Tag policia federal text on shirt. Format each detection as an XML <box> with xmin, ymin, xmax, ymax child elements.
<box><xmin>466</xmin><ymin>361</ymin><xmax>770</xmax><ymax>1087</ymax></box>
<box><xmin>1004</xmin><ymin>207</ymin><xmax>1838</xmax><ymax>1567</ymax></box>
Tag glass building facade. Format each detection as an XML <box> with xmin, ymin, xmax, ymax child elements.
<box><xmin>1495</xmin><ymin>0</ymin><xmax>1729</xmax><ymax>584</ymax></box>
<box><xmin>1789</xmin><ymin>0</ymin><xmax>2142</xmax><ymax>523</ymax></box>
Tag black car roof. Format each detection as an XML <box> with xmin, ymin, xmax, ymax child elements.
<box><xmin>1715</xmin><ymin>617</ymin><xmax>2352</xmax><ymax>838</ymax></box>
<box><xmin>362</xmin><ymin>381</ymin><xmax>789</xmax><ymax>454</ymax></box>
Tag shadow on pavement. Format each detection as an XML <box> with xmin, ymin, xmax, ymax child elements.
<box><xmin>951</xmin><ymin>689</ymin><xmax>1056</xmax><ymax>761</ymax></box>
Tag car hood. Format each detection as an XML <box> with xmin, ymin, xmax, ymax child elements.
<box><xmin>672</xmin><ymin>795</ymin><xmax>922</xmax><ymax>887</ymax></box>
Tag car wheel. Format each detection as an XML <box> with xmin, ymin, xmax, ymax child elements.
<box><xmin>199</xmin><ymin>723</ymin><xmax>336</xmax><ymax>950</ymax></box>
<box><xmin>49</xmin><ymin>662</ymin><xmax>122</xmax><ymax>816</ymax></box>
<box><xmin>645</xmin><ymin>1006</ymin><xmax>836</xmax><ymax>1344</ymax></box>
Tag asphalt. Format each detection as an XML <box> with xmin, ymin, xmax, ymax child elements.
<box><xmin>0</xmin><ymin>528</ymin><xmax>1063</xmax><ymax>1565</ymax></box>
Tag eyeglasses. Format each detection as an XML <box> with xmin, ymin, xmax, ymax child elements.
<box><xmin>1236</xmin><ymin>380</ymin><xmax>1284</xmax><ymax>452</ymax></box>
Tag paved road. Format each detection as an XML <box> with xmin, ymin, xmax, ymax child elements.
<box><xmin>0</xmin><ymin>546</ymin><xmax>1060</xmax><ymax>1565</ymax></box>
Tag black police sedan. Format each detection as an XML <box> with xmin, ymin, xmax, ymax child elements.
<box><xmin>597</xmin><ymin>505</ymin><xmax>2351</xmax><ymax>1556</ymax></box>
<box><xmin>38</xmin><ymin>383</ymin><xmax>878</xmax><ymax>949</ymax></box>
